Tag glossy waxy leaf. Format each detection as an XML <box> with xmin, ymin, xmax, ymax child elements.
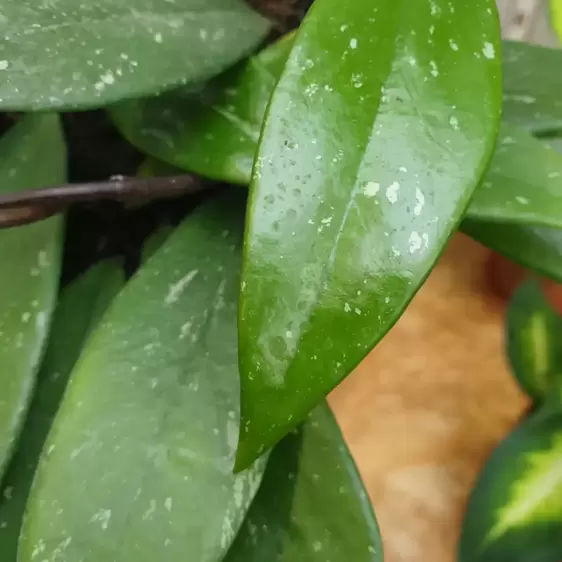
<box><xmin>469</xmin><ymin>125</ymin><xmax>562</xmax><ymax>228</ymax></box>
<box><xmin>459</xmin><ymin>407</ymin><xmax>562</xmax><ymax>562</ymax></box>
<box><xmin>462</xmin><ymin>221</ymin><xmax>562</xmax><ymax>283</ymax></box>
<box><xmin>113</xmin><ymin>37</ymin><xmax>561</xmax><ymax>190</ymax></box>
<box><xmin>128</xmin><ymin>121</ymin><xmax>562</xmax><ymax>232</ymax></box>
<box><xmin>20</xmin><ymin>193</ymin><xmax>266</xmax><ymax>562</ymax></box>
<box><xmin>115</xmin><ymin>37</ymin><xmax>562</xmax><ymax>239</ymax></box>
<box><xmin>506</xmin><ymin>279</ymin><xmax>562</xmax><ymax>404</ymax></box>
<box><xmin>225</xmin><ymin>401</ymin><xmax>382</xmax><ymax>562</ymax></box>
<box><xmin>0</xmin><ymin>260</ymin><xmax>125</xmax><ymax>560</ymax></box>
<box><xmin>502</xmin><ymin>41</ymin><xmax>562</xmax><ymax>135</ymax></box>
<box><xmin>110</xmin><ymin>34</ymin><xmax>294</xmax><ymax>184</ymax></box>
<box><xmin>0</xmin><ymin>0</ymin><xmax>269</xmax><ymax>111</ymax></box>
<box><xmin>236</xmin><ymin>0</ymin><xmax>501</xmax><ymax>468</ymax></box>
<box><xmin>0</xmin><ymin>114</ymin><xmax>65</xmax><ymax>478</ymax></box>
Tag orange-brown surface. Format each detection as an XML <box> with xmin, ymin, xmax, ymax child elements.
<box><xmin>329</xmin><ymin>233</ymin><xmax>529</xmax><ymax>562</ymax></box>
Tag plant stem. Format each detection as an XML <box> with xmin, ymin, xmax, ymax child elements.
<box><xmin>0</xmin><ymin>174</ymin><xmax>205</xmax><ymax>229</ymax></box>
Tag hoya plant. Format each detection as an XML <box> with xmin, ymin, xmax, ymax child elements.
<box><xmin>0</xmin><ymin>0</ymin><xmax>561</xmax><ymax>561</ymax></box>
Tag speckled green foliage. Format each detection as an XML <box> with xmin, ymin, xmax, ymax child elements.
<box><xmin>20</xmin><ymin>192</ymin><xmax>267</xmax><ymax>562</ymax></box>
<box><xmin>460</xmin><ymin>407</ymin><xmax>562</xmax><ymax>562</ymax></box>
<box><xmin>110</xmin><ymin>34</ymin><xmax>294</xmax><ymax>185</ymax></box>
<box><xmin>0</xmin><ymin>114</ymin><xmax>65</xmax><ymax>479</ymax></box>
<box><xmin>236</xmin><ymin>0</ymin><xmax>501</xmax><ymax>468</ymax></box>
<box><xmin>0</xmin><ymin>0</ymin><xmax>269</xmax><ymax>110</ymax></box>
<box><xmin>502</xmin><ymin>41</ymin><xmax>562</xmax><ymax>135</ymax></box>
<box><xmin>112</xmin><ymin>39</ymin><xmax>562</xmax><ymax>203</ymax></box>
<box><xmin>0</xmin><ymin>260</ymin><xmax>125</xmax><ymax>560</ymax></box>
<box><xmin>111</xmin><ymin>34</ymin><xmax>562</xmax><ymax>243</ymax></box>
<box><xmin>506</xmin><ymin>279</ymin><xmax>562</xmax><ymax>404</ymax></box>
<box><xmin>225</xmin><ymin>402</ymin><xmax>382</xmax><ymax>562</ymax></box>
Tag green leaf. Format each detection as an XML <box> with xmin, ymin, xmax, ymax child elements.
<box><xmin>506</xmin><ymin>279</ymin><xmax>562</xmax><ymax>404</ymax></box>
<box><xmin>112</xmin><ymin>37</ymin><xmax>562</xmax><ymax>187</ymax></box>
<box><xmin>110</xmin><ymin>33</ymin><xmax>294</xmax><ymax>184</ymax></box>
<box><xmin>459</xmin><ymin>406</ymin><xmax>562</xmax><ymax>562</ymax></box>
<box><xmin>468</xmin><ymin>125</ymin><xmax>562</xmax><ymax>228</ymax></box>
<box><xmin>122</xmin><ymin>108</ymin><xmax>562</xmax><ymax>232</ymax></box>
<box><xmin>502</xmin><ymin>41</ymin><xmax>562</xmax><ymax>135</ymax></box>
<box><xmin>20</xmin><ymin>193</ymin><xmax>267</xmax><ymax>562</ymax></box>
<box><xmin>461</xmin><ymin>221</ymin><xmax>562</xmax><ymax>283</ymax></box>
<box><xmin>224</xmin><ymin>401</ymin><xmax>382</xmax><ymax>562</ymax></box>
<box><xmin>0</xmin><ymin>260</ymin><xmax>125</xmax><ymax>560</ymax></box>
<box><xmin>236</xmin><ymin>0</ymin><xmax>501</xmax><ymax>468</ymax></box>
<box><xmin>462</xmin><ymin>134</ymin><xmax>562</xmax><ymax>280</ymax></box>
<box><xmin>0</xmin><ymin>114</ymin><xmax>65</xmax><ymax>478</ymax></box>
<box><xmin>0</xmin><ymin>0</ymin><xmax>269</xmax><ymax>111</ymax></box>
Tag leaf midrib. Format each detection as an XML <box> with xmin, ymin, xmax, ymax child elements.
<box><xmin>279</xmin><ymin>17</ymin><xmax>401</xmax><ymax>369</ymax></box>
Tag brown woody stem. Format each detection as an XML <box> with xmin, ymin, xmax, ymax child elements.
<box><xmin>0</xmin><ymin>174</ymin><xmax>204</xmax><ymax>229</ymax></box>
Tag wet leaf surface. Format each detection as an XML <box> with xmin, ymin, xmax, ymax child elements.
<box><xmin>236</xmin><ymin>0</ymin><xmax>501</xmax><ymax>467</ymax></box>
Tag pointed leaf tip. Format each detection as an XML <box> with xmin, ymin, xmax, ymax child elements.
<box><xmin>227</xmin><ymin>402</ymin><xmax>382</xmax><ymax>562</ymax></box>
